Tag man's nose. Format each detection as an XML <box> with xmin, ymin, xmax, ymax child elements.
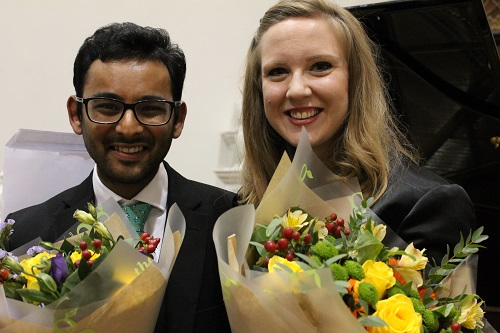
<box><xmin>115</xmin><ymin>109</ymin><xmax>144</xmax><ymax>136</ymax></box>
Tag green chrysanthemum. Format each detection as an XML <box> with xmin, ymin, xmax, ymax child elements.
<box><xmin>358</xmin><ymin>281</ymin><xmax>379</xmax><ymax>305</ymax></box>
<box><xmin>311</xmin><ymin>255</ymin><xmax>323</xmax><ymax>266</ymax></box>
<box><xmin>329</xmin><ymin>263</ymin><xmax>349</xmax><ymax>281</ymax></box>
<box><xmin>408</xmin><ymin>288</ymin><xmax>420</xmax><ymax>299</ymax></box>
<box><xmin>422</xmin><ymin>309</ymin><xmax>439</xmax><ymax>333</ymax></box>
<box><xmin>410</xmin><ymin>297</ymin><xmax>425</xmax><ymax>315</ymax></box>
<box><xmin>313</xmin><ymin>241</ymin><xmax>338</xmax><ymax>259</ymax></box>
<box><xmin>344</xmin><ymin>260</ymin><xmax>365</xmax><ymax>280</ymax></box>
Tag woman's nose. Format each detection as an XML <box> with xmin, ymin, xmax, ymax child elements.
<box><xmin>286</xmin><ymin>73</ymin><xmax>312</xmax><ymax>100</ymax></box>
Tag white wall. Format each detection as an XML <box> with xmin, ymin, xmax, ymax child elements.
<box><xmin>0</xmin><ymin>0</ymin><xmax>390</xmax><ymax>194</ymax></box>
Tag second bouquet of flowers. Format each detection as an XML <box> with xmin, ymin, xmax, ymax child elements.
<box><xmin>213</xmin><ymin>129</ymin><xmax>494</xmax><ymax>333</ymax></box>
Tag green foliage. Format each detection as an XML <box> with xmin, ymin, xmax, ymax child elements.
<box><xmin>425</xmin><ymin>227</ymin><xmax>488</xmax><ymax>289</ymax></box>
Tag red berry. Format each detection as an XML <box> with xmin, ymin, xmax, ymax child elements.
<box><xmin>282</xmin><ymin>227</ymin><xmax>294</xmax><ymax>240</ymax></box>
<box><xmin>264</xmin><ymin>240</ymin><xmax>277</xmax><ymax>253</ymax></box>
<box><xmin>140</xmin><ymin>232</ymin><xmax>150</xmax><ymax>241</ymax></box>
<box><xmin>263</xmin><ymin>257</ymin><xmax>270</xmax><ymax>268</ymax></box>
<box><xmin>149</xmin><ymin>238</ymin><xmax>161</xmax><ymax>246</ymax></box>
<box><xmin>329</xmin><ymin>213</ymin><xmax>337</xmax><ymax>221</ymax></box>
<box><xmin>333</xmin><ymin>225</ymin><xmax>343</xmax><ymax>238</ymax></box>
<box><xmin>450</xmin><ymin>322</ymin><xmax>461</xmax><ymax>333</ymax></box>
<box><xmin>92</xmin><ymin>239</ymin><xmax>102</xmax><ymax>250</ymax></box>
<box><xmin>147</xmin><ymin>244</ymin><xmax>156</xmax><ymax>253</ymax></box>
<box><xmin>344</xmin><ymin>229</ymin><xmax>351</xmax><ymax>236</ymax></box>
<box><xmin>303</xmin><ymin>234</ymin><xmax>312</xmax><ymax>244</ymax></box>
<box><xmin>336</xmin><ymin>218</ymin><xmax>345</xmax><ymax>227</ymax></box>
<box><xmin>81</xmin><ymin>249</ymin><xmax>92</xmax><ymax>261</ymax></box>
<box><xmin>277</xmin><ymin>238</ymin><xmax>289</xmax><ymax>250</ymax></box>
<box><xmin>87</xmin><ymin>260</ymin><xmax>94</xmax><ymax>267</ymax></box>
<box><xmin>292</xmin><ymin>231</ymin><xmax>301</xmax><ymax>241</ymax></box>
<box><xmin>285</xmin><ymin>251</ymin><xmax>294</xmax><ymax>261</ymax></box>
<box><xmin>74</xmin><ymin>260</ymin><xmax>81</xmax><ymax>267</ymax></box>
<box><xmin>325</xmin><ymin>222</ymin><xmax>335</xmax><ymax>234</ymax></box>
<box><xmin>0</xmin><ymin>268</ymin><xmax>9</xmax><ymax>280</ymax></box>
<box><xmin>79</xmin><ymin>241</ymin><xmax>88</xmax><ymax>251</ymax></box>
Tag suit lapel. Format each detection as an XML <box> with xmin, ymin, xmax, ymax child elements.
<box><xmin>163</xmin><ymin>163</ymin><xmax>210</xmax><ymax>331</ymax></box>
<box><xmin>52</xmin><ymin>174</ymin><xmax>95</xmax><ymax>241</ymax></box>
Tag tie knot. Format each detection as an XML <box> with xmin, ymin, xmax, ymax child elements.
<box><xmin>119</xmin><ymin>201</ymin><xmax>152</xmax><ymax>234</ymax></box>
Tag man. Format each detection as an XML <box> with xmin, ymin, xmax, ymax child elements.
<box><xmin>6</xmin><ymin>22</ymin><xmax>233</xmax><ymax>332</ymax></box>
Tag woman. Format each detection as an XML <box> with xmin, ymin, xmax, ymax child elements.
<box><xmin>238</xmin><ymin>0</ymin><xmax>475</xmax><ymax>262</ymax></box>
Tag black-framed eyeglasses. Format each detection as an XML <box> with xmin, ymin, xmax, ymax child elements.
<box><xmin>75</xmin><ymin>96</ymin><xmax>181</xmax><ymax>126</ymax></box>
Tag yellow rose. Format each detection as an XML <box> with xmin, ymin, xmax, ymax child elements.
<box><xmin>368</xmin><ymin>294</ymin><xmax>422</xmax><ymax>333</ymax></box>
<box><xmin>20</xmin><ymin>252</ymin><xmax>55</xmax><ymax>290</ymax></box>
<box><xmin>362</xmin><ymin>260</ymin><xmax>396</xmax><ymax>298</ymax></box>
<box><xmin>268</xmin><ymin>256</ymin><xmax>303</xmax><ymax>273</ymax></box>
<box><xmin>458</xmin><ymin>295</ymin><xmax>484</xmax><ymax>329</ymax></box>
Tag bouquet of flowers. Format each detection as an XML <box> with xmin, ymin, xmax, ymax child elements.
<box><xmin>213</xmin><ymin>129</ymin><xmax>497</xmax><ymax>333</ymax></box>
<box><xmin>0</xmin><ymin>199</ymin><xmax>184</xmax><ymax>332</ymax></box>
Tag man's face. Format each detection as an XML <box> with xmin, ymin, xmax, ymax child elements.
<box><xmin>67</xmin><ymin>59</ymin><xmax>186</xmax><ymax>198</ymax></box>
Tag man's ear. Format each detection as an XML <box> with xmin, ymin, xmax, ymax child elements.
<box><xmin>67</xmin><ymin>96</ymin><xmax>83</xmax><ymax>135</ymax></box>
<box><xmin>172</xmin><ymin>102</ymin><xmax>187</xmax><ymax>139</ymax></box>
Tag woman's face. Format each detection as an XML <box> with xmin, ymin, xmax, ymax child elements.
<box><xmin>260</xmin><ymin>17</ymin><xmax>349</xmax><ymax>156</ymax></box>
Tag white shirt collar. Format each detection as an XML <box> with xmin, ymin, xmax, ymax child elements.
<box><xmin>93</xmin><ymin>164</ymin><xmax>168</xmax><ymax>212</ymax></box>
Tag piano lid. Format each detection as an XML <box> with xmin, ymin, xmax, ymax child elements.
<box><xmin>347</xmin><ymin>0</ymin><xmax>500</xmax><ymax>313</ymax></box>
<box><xmin>347</xmin><ymin>0</ymin><xmax>500</xmax><ymax>180</ymax></box>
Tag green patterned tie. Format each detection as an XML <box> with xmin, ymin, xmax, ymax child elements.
<box><xmin>119</xmin><ymin>202</ymin><xmax>152</xmax><ymax>234</ymax></box>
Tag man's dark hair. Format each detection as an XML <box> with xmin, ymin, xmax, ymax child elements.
<box><xmin>73</xmin><ymin>22</ymin><xmax>186</xmax><ymax>101</ymax></box>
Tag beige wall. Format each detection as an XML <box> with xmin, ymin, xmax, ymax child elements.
<box><xmin>0</xmin><ymin>0</ymin><xmax>390</xmax><ymax>191</ymax></box>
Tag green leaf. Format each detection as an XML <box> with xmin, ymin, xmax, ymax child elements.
<box><xmin>473</xmin><ymin>235</ymin><xmax>489</xmax><ymax>243</ymax></box>
<box><xmin>453</xmin><ymin>242</ymin><xmax>463</xmax><ymax>255</ymax></box>
<box><xmin>37</xmin><ymin>272</ymin><xmax>58</xmax><ymax>294</ymax></box>
<box><xmin>251</xmin><ymin>225</ymin><xmax>268</xmax><ymax>242</ymax></box>
<box><xmin>295</xmin><ymin>253</ymin><xmax>321</xmax><ymax>268</ymax></box>
<box><xmin>358</xmin><ymin>316</ymin><xmax>387</xmax><ymax>327</ymax></box>
<box><xmin>471</xmin><ymin>226</ymin><xmax>484</xmax><ymax>242</ymax></box>
<box><xmin>17</xmin><ymin>288</ymin><xmax>57</xmax><ymax>304</ymax></box>
<box><xmin>324</xmin><ymin>254</ymin><xmax>347</xmax><ymax>265</ymax></box>
<box><xmin>266</xmin><ymin>217</ymin><xmax>283</xmax><ymax>237</ymax></box>
<box><xmin>249</xmin><ymin>241</ymin><xmax>267</xmax><ymax>257</ymax></box>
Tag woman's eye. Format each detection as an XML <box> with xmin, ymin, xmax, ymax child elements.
<box><xmin>267</xmin><ymin>67</ymin><xmax>288</xmax><ymax>77</ymax></box>
<box><xmin>311</xmin><ymin>62</ymin><xmax>332</xmax><ymax>72</ymax></box>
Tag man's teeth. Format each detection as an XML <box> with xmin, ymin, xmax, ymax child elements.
<box><xmin>290</xmin><ymin>109</ymin><xmax>319</xmax><ymax>120</ymax></box>
<box><xmin>116</xmin><ymin>146</ymin><xmax>144</xmax><ymax>153</ymax></box>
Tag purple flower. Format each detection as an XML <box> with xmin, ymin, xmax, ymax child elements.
<box><xmin>27</xmin><ymin>245</ymin><xmax>46</xmax><ymax>256</ymax></box>
<box><xmin>0</xmin><ymin>219</ymin><xmax>15</xmax><ymax>233</ymax></box>
<box><xmin>50</xmin><ymin>253</ymin><xmax>69</xmax><ymax>285</ymax></box>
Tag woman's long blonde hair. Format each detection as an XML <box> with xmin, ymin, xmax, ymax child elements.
<box><xmin>239</xmin><ymin>0</ymin><xmax>418</xmax><ymax>206</ymax></box>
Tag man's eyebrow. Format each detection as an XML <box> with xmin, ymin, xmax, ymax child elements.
<box><xmin>89</xmin><ymin>93</ymin><xmax>167</xmax><ymax>101</ymax></box>
<box><xmin>90</xmin><ymin>92</ymin><xmax>121</xmax><ymax>99</ymax></box>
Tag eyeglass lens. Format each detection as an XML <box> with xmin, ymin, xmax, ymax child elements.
<box><xmin>87</xmin><ymin>99</ymin><xmax>172</xmax><ymax>125</ymax></box>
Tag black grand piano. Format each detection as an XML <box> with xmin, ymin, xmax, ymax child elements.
<box><xmin>347</xmin><ymin>0</ymin><xmax>500</xmax><ymax>328</ymax></box>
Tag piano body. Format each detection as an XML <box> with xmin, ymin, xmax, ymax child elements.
<box><xmin>348</xmin><ymin>0</ymin><xmax>500</xmax><ymax>327</ymax></box>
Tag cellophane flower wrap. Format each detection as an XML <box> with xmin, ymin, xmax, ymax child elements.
<box><xmin>213</xmin><ymin>128</ymin><xmax>496</xmax><ymax>333</ymax></box>
<box><xmin>0</xmin><ymin>199</ymin><xmax>185</xmax><ymax>333</ymax></box>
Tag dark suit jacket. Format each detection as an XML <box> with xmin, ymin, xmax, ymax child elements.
<box><xmin>371</xmin><ymin>162</ymin><xmax>476</xmax><ymax>263</ymax></box>
<box><xmin>6</xmin><ymin>162</ymin><xmax>234</xmax><ymax>333</ymax></box>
